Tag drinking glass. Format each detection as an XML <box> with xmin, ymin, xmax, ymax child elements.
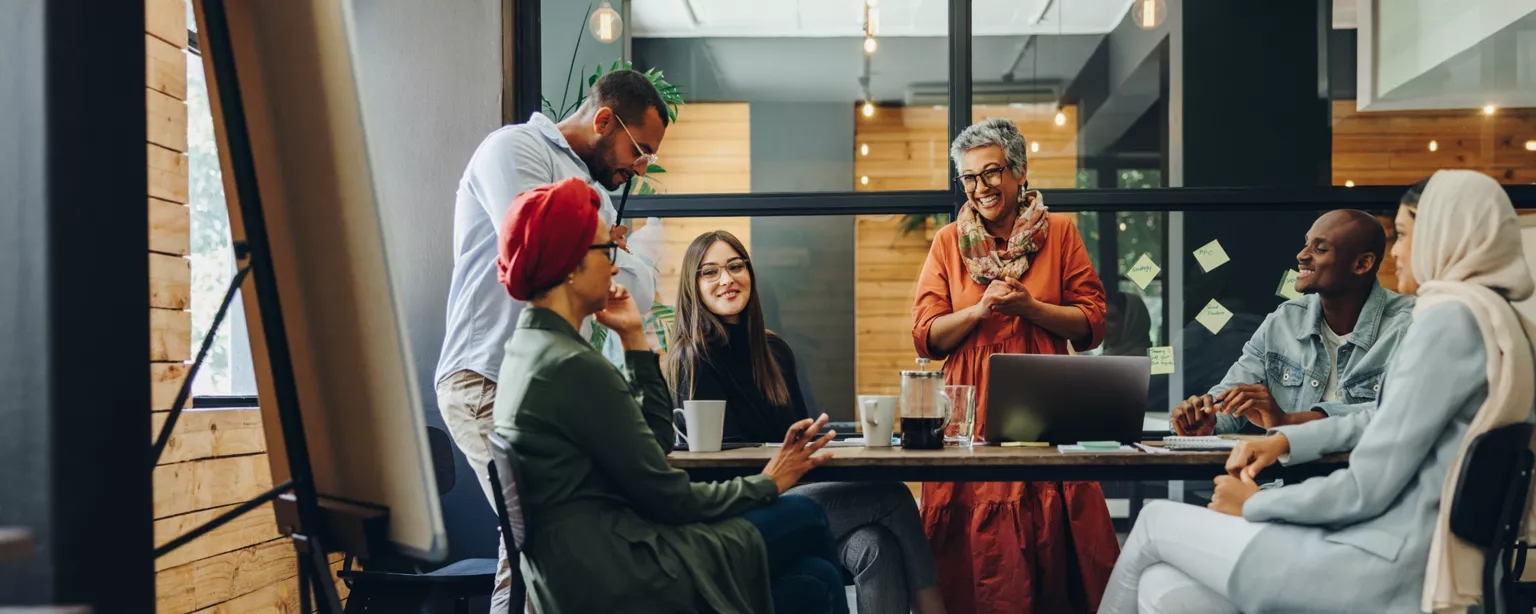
<box><xmin>942</xmin><ymin>385</ymin><xmax>976</xmax><ymax>447</ymax></box>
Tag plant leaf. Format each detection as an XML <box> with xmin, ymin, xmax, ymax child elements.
<box><xmin>645</xmin><ymin>164</ymin><xmax>666</xmax><ymax>175</ymax></box>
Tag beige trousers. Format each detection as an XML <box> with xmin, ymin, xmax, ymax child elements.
<box><xmin>436</xmin><ymin>370</ymin><xmax>516</xmax><ymax>612</ymax></box>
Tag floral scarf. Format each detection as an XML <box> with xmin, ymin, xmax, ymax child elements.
<box><xmin>956</xmin><ymin>189</ymin><xmax>1049</xmax><ymax>284</ymax></box>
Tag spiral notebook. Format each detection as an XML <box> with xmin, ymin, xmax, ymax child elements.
<box><xmin>1161</xmin><ymin>435</ymin><xmax>1241</xmax><ymax>451</ymax></box>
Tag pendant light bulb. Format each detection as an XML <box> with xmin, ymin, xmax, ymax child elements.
<box><xmin>589</xmin><ymin>1</ymin><xmax>623</xmax><ymax>43</ymax></box>
<box><xmin>864</xmin><ymin>36</ymin><xmax>877</xmax><ymax>54</ymax></box>
<box><xmin>862</xmin><ymin>101</ymin><xmax>875</xmax><ymax>118</ymax></box>
<box><xmin>1054</xmin><ymin>111</ymin><xmax>1066</xmax><ymax>126</ymax></box>
<box><xmin>1132</xmin><ymin>0</ymin><xmax>1166</xmax><ymax>30</ymax></box>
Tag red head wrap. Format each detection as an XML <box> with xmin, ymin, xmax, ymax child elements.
<box><xmin>496</xmin><ymin>177</ymin><xmax>601</xmax><ymax>300</ymax></box>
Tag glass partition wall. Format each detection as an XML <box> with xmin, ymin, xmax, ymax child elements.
<box><xmin>517</xmin><ymin>0</ymin><xmax>1536</xmax><ymax>421</ymax></box>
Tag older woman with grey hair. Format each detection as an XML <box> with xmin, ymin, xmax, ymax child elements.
<box><xmin>911</xmin><ymin>118</ymin><xmax>1116</xmax><ymax>613</ymax></box>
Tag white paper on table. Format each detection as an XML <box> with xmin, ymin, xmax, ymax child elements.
<box><xmin>1193</xmin><ymin>240</ymin><xmax>1231</xmax><ymax>272</ymax></box>
<box><xmin>1195</xmin><ymin>299</ymin><xmax>1234</xmax><ymax>334</ymax></box>
<box><xmin>1126</xmin><ymin>254</ymin><xmax>1161</xmax><ymax>290</ymax></box>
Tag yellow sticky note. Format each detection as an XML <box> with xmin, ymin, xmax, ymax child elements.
<box><xmin>1149</xmin><ymin>347</ymin><xmax>1175</xmax><ymax>375</ymax></box>
<box><xmin>1193</xmin><ymin>240</ymin><xmax>1230</xmax><ymax>272</ymax></box>
<box><xmin>1276</xmin><ymin>270</ymin><xmax>1303</xmax><ymax>300</ymax></box>
<box><xmin>1126</xmin><ymin>254</ymin><xmax>1161</xmax><ymax>290</ymax></box>
<box><xmin>1196</xmin><ymin>299</ymin><xmax>1234</xmax><ymax>334</ymax></box>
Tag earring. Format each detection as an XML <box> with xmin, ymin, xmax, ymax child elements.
<box><xmin>567</xmin><ymin>274</ymin><xmax>575</xmax><ymax>284</ymax></box>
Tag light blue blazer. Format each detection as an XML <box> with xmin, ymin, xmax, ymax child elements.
<box><xmin>1229</xmin><ymin>302</ymin><xmax>1534</xmax><ymax>613</ymax></box>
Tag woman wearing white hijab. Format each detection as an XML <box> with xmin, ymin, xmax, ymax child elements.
<box><xmin>1097</xmin><ymin>170</ymin><xmax>1536</xmax><ymax>614</ymax></box>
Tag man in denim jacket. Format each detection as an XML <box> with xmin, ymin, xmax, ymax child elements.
<box><xmin>1173</xmin><ymin>210</ymin><xmax>1415</xmax><ymax>435</ymax></box>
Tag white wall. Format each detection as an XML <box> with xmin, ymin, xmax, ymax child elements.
<box><xmin>349</xmin><ymin>0</ymin><xmax>503</xmax><ymax>561</ymax></box>
<box><xmin>1377</xmin><ymin>0</ymin><xmax>1533</xmax><ymax>94</ymax></box>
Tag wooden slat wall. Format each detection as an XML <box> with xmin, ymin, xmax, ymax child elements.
<box><xmin>649</xmin><ymin>102</ymin><xmax>751</xmax><ymax>196</ymax></box>
<box><xmin>146</xmin><ymin>1</ymin><xmax>342</xmax><ymax>610</ymax></box>
<box><xmin>852</xmin><ymin>105</ymin><xmax>1078</xmax><ymax>396</ymax></box>
<box><xmin>1332</xmin><ymin>100</ymin><xmax>1536</xmax><ymax>185</ymax></box>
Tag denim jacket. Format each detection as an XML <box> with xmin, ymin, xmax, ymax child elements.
<box><xmin>1203</xmin><ymin>282</ymin><xmax>1415</xmax><ymax>434</ymax></box>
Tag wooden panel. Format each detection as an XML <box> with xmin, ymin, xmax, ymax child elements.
<box><xmin>1331</xmin><ymin>100</ymin><xmax>1536</xmax><ymax>186</ymax></box>
<box><xmin>147</xmin><ymin>34</ymin><xmax>187</xmax><ymax>100</ymax></box>
<box><xmin>152</xmin><ymin>362</ymin><xmax>190</xmax><ymax>410</ymax></box>
<box><xmin>157</xmin><ymin>539</ymin><xmax>295</xmax><ymax>614</ymax></box>
<box><xmin>154</xmin><ymin>503</ymin><xmax>279</xmax><ymax>572</ymax></box>
<box><xmin>154</xmin><ymin>454</ymin><xmax>274</xmax><ymax>519</ymax></box>
<box><xmin>184</xmin><ymin>558</ymin><xmax>348</xmax><ymax>614</ymax></box>
<box><xmin>151</xmin><ymin>197</ymin><xmax>191</xmax><ymax>256</ymax></box>
<box><xmin>151</xmin><ymin>307</ymin><xmax>193</xmax><ymax>362</ymax></box>
<box><xmin>146</xmin><ymin>0</ymin><xmax>187</xmax><ymax>48</ymax></box>
<box><xmin>153</xmin><ymin>409</ymin><xmax>267</xmax><ymax>466</ymax></box>
<box><xmin>853</xmin><ymin>104</ymin><xmax>1079</xmax><ymax>192</ymax></box>
<box><xmin>149</xmin><ymin>88</ymin><xmax>190</xmax><ymax>153</ymax></box>
<box><xmin>151</xmin><ymin>252</ymin><xmax>192</xmax><ymax>310</ymax></box>
<box><xmin>150</xmin><ymin>144</ymin><xmax>190</xmax><ymax>204</ymax></box>
<box><xmin>651</xmin><ymin>102</ymin><xmax>750</xmax><ymax>195</ymax></box>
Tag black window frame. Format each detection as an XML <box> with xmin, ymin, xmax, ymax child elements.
<box><xmin>505</xmin><ymin>0</ymin><xmax>1536</xmax><ymax>217</ymax></box>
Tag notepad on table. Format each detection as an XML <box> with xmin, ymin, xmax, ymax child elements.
<box><xmin>1162</xmin><ymin>435</ymin><xmax>1241</xmax><ymax>451</ymax></box>
<box><xmin>1058</xmin><ymin>444</ymin><xmax>1139</xmax><ymax>454</ymax></box>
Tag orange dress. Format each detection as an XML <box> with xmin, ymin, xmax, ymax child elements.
<box><xmin>911</xmin><ymin>214</ymin><xmax>1118</xmax><ymax>614</ymax></box>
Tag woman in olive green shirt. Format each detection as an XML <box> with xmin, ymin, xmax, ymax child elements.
<box><xmin>488</xmin><ymin>177</ymin><xmax>848</xmax><ymax>613</ymax></box>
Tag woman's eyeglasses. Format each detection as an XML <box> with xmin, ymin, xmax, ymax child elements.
<box><xmin>698</xmin><ymin>259</ymin><xmax>750</xmax><ymax>283</ymax></box>
<box><xmin>956</xmin><ymin>167</ymin><xmax>1008</xmax><ymax>192</ymax></box>
<box><xmin>590</xmin><ymin>242</ymin><xmax>619</xmax><ymax>263</ymax></box>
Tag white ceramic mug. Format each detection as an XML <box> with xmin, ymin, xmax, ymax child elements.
<box><xmin>857</xmin><ymin>395</ymin><xmax>898</xmax><ymax>448</ymax></box>
<box><xmin>673</xmin><ymin>400</ymin><xmax>727</xmax><ymax>452</ymax></box>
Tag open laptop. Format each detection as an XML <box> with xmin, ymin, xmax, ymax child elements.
<box><xmin>985</xmin><ymin>353</ymin><xmax>1150</xmax><ymax>444</ymax></box>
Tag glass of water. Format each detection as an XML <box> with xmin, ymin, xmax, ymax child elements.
<box><xmin>942</xmin><ymin>385</ymin><xmax>976</xmax><ymax>447</ymax></box>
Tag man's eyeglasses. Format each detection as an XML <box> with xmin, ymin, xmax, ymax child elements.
<box><xmin>956</xmin><ymin>167</ymin><xmax>1008</xmax><ymax>192</ymax></box>
<box><xmin>590</xmin><ymin>242</ymin><xmax>619</xmax><ymax>263</ymax></box>
<box><xmin>698</xmin><ymin>259</ymin><xmax>750</xmax><ymax>284</ymax></box>
<box><xmin>611</xmin><ymin>112</ymin><xmax>660</xmax><ymax>168</ymax></box>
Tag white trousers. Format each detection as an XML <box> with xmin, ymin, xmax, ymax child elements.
<box><xmin>1099</xmin><ymin>500</ymin><xmax>1263</xmax><ymax>614</ymax></box>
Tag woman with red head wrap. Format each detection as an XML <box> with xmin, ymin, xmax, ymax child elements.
<box><xmin>489</xmin><ymin>178</ymin><xmax>850</xmax><ymax>613</ymax></box>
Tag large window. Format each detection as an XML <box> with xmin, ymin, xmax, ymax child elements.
<box><xmin>186</xmin><ymin>7</ymin><xmax>256</xmax><ymax>399</ymax></box>
<box><xmin>520</xmin><ymin>0</ymin><xmax>1536</xmax><ymax>420</ymax></box>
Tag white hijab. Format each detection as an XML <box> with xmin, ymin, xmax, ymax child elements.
<box><xmin>1414</xmin><ymin>170</ymin><xmax>1536</xmax><ymax>613</ymax></box>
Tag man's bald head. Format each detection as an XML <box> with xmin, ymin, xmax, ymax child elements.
<box><xmin>1294</xmin><ymin>209</ymin><xmax>1388</xmax><ymax>296</ymax></box>
<box><xmin>1321</xmin><ymin>209</ymin><xmax>1388</xmax><ymax>273</ymax></box>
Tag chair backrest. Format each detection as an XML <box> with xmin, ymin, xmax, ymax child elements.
<box><xmin>426</xmin><ymin>426</ymin><xmax>457</xmax><ymax>497</ymax></box>
<box><xmin>486</xmin><ymin>432</ymin><xmax>528</xmax><ymax>552</ymax></box>
<box><xmin>1450</xmin><ymin>423</ymin><xmax>1535</xmax><ymax>549</ymax></box>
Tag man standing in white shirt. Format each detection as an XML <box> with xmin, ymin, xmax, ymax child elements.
<box><xmin>435</xmin><ymin>70</ymin><xmax>668</xmax><ymax>609</ymax></box>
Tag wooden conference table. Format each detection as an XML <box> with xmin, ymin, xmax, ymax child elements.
<box><xmin>669</xmin><ymin>444</ymin><xmax>1350</xmax><ymax>483</ymax></box>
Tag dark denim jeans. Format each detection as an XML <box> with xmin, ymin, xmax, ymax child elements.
<box><xmin>741</xmin><ymin>494</ymin><xmax>850</xmax><ymax>614</ymax></box>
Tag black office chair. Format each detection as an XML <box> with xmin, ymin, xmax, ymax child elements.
<box><xmin>340</xmin><ymin>427</ymin><xmax>497</xmax><ymax>613</ymax></box>
<box><xmin>486</xmin><ymin>432</ymin><xmax>530</xmax><ymax>614</ymax></box>
<box><xmin>1449</xmin><ymin>422</ymin><xmax>1536</xmax><ymax>614</ymax></box>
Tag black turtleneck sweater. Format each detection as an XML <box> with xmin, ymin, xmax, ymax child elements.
<box><xmin>676</xmin><ymin>321</ymin><xmax>809</xmax><ymax>443</ymax></box>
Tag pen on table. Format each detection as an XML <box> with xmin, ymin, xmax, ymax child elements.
<box><xmin>1001</xmin><ymin>441</ymin><xmax>1050</xmax><ymax>447</ymax></box>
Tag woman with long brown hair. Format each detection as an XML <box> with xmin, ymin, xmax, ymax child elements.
<box><xmin>667</xmin><ymin>230</ymin><xmax>947</xmax><ymax>614</ymax></box>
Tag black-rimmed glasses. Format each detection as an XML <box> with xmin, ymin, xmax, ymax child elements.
<box><xmin>956</xmin><ymin>167</ymin><xmax>1008</xmax><ymax>192</ymax></box>
<box><xmin>590</xmin><ymin>242</ymin><xmax>619</xmax><ymax>263</ymax></box>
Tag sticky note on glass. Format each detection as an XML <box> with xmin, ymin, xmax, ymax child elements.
<box><xmin>1196</xmin><ymin>299</ymin><xmax>1234</xmax><ymax>334</ymax></box>
<box><xmin>1276</xmin><ymin>270</ymin><xmax>1303</xmax><ymax>300</ymax></box>
<box><xmin>1126</xmin><ymin>254</ymin><xmax>1161</xmax><ymax>290</ymax></box>
<box><xmin>1149</xmin><ymin>346</ymin><xmax>1175</xmax><ymax>375</ymax></box>
<box><xmin>1193</xmin><ymin>240</ymin><xmax>1230</xmax><ymax>272</ymax></box>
